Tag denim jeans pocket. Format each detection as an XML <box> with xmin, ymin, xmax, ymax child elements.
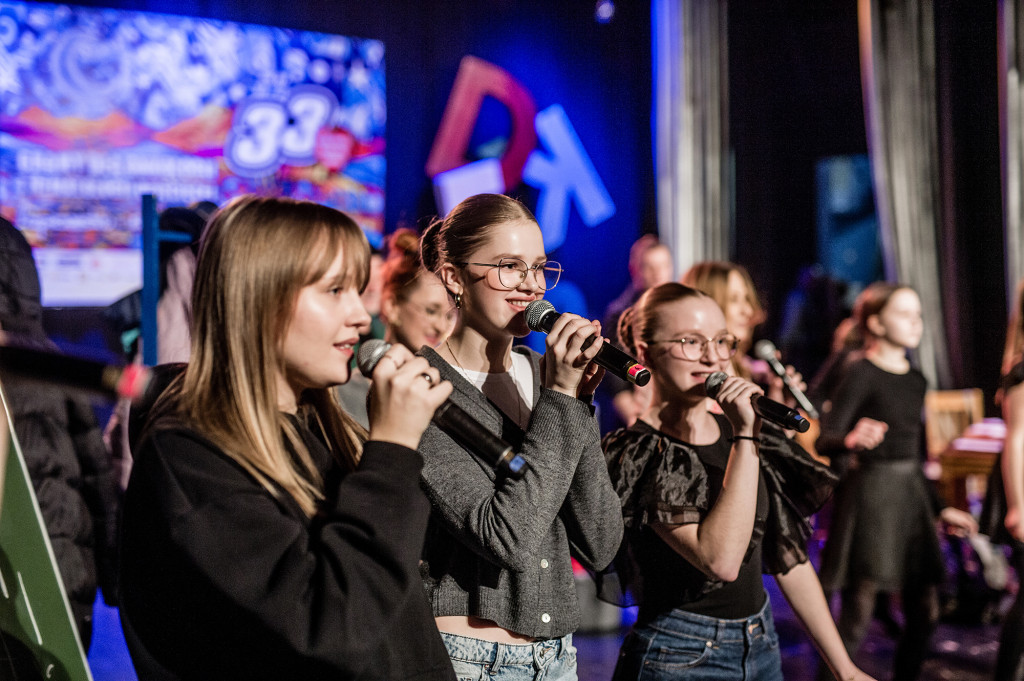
<box><xmin>643</xmin><ymin>634</ymin><xmax>713</xmax><ymax>672</ymax></box>
<box><xmin>450</xmin><ymin>658</ymin><xmax>487</xmax><ymax>681</ymax></box>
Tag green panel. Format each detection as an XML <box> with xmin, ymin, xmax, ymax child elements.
<box><xmin>0</xmin><ymin>385</ymin><xmax>92</xmax><ymax>681</ymax></box>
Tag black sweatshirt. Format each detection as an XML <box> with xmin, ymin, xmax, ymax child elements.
<box><xmin>119</xmin><ymin>420</ymin><xmax>454</xmax><ymax>680</ymax></box>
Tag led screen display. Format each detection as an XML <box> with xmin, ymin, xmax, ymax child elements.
<box><xmin>0</xmin><ymin>1</ymin><xmax>385</xmax><ymax>305</ymax></box>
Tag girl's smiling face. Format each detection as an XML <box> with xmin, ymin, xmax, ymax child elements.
<box><xmin>449</xmin><ymin>219</ymin><xmax>548</xmax><ymax>340</ymax></box>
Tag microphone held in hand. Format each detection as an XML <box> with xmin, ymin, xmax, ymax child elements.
<box><xmin>704</xmin><ymin>371</ymin><xmax>810</xmax><ymax>433</ymax></box>
<box><xmin>357</xmin><ymin>340</ymin><xmax>528</xmax><ymax>479</ymax></box>
<box><xmin>524</xmin><ymin>300</ymin><xmax>651</xmax><ymax>386</ymax></box>
<box><xmin>0</xmin><ymin>343</ymin><xmax>152</xmax><ymax>401</ymax></box>
<box><xmin>753</xmin><ymin>339</ymin><xmax>819</xmax><ymax>419</ymax></box>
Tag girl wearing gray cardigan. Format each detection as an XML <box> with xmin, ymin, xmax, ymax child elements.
<box><xmin>417</xmin><ymin>193</ymin><xmax>623</xmax><ymax>681</ymax></box>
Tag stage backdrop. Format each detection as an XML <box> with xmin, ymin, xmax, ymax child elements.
<box><xmin>0</xmin><ymin>1</ymin><xmax>385</xmax><ymax>306</ymax></box>
<box><xmin>2</xmin><ymin>0</ymin><xmax>654</xmax><ymax>338</ymax></box>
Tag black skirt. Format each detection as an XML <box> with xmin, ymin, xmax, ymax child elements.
<box><xmin>818</xmin><ymin>459</ymin><xmax>945</xmax><ymax>592</ymax></box>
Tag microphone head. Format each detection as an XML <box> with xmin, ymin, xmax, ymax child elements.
<box><xmin>525</xmin><ymin>300</ymin><xmax>556</xmax><ymax>332</ymax></box>
<box><xmin>704</xmin><ymin>371</ymin><xmax>728</xmax><ymax>399</ymax></box>
<box><xmin>753</xmin><ymin>339</ymin><xmax>778</xmax><ymax>362</ymax></box>
<box><xmin>357</xmin><ymin>339</ymin><xmax>392</xmax><ymax>377</ymax></box>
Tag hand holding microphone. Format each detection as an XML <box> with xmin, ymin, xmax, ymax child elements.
<box><xmin>705</xmin><ymin>371</ymin><xmax>810</xmax><ymax>433</ymax></box>
<box><xmin>358</xmin><ymin>340</ymin><xmax>528</xmax><ymax>479</ymax></box>
<box><xmin>753</xmin><ymin>340</ymin><xmax>819</xmax><ymax>419</ymax></box>
<box><xmin>360</xmin><ymin>341</ymin><xmax>451</xmax><ymax>452</ymax></box>
<box><xmin>525</xmin><ymin>300</ymin><xmax>651</xmax><ymax>387</ymax></box>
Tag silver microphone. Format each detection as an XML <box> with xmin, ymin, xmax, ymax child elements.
<box><xmin>752</xmin><ymin>340</ymin><xmax>819</xmax><ymax>419</ymax></box>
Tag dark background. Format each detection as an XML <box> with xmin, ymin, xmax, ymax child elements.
<box><xmin>37</xmin><ymin>0</ymin><xmax>1008</xmax><ymax>410</ymax></box>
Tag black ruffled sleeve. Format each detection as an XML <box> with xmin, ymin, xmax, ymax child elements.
<box><xmin>604</xmin><ymin>421</ymin><xmax>710</xmax><ymax>530</ymax></box>
<box><xmin>597</xmin><ymin>421</ymin><xmax>709</xmax><ymax>605</ymax></box>
<box><xmin>757</xmin><ymin>423</ymin><xmax>838</xmax><ymax>575</ymax></box>
<box><xmin>597</xmin><ymin>420</ymin><xmax>837</xmax><ymax>604</ymax></box>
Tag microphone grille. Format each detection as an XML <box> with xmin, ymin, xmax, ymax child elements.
<box><xmin>753</xmin><ymin>339</ymin><xmax>777</xmax><ymax>361</ymax></box>
<box><xmin>357</xmin><ymin>339</ymin><xmax>392</xmax><ymax>377</ymax></box>
<box><xmin>525</xmin><ymin>300</ymin><xmax>556</xmax><ymax>332</ymax></box>
<box><xmin>704</xmin><ymin>371</ymin><xmax>728</xmax><ymax>400</ymax></box>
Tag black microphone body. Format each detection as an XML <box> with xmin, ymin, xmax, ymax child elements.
<box><xmin>524</xmin><ymin>300</ymin><xmax>651</xmax><ymax>387</ymax></box>
<box><xmin>753</xmin><ymin>340</ymin><xmax>819</xmax><ymax>419</ymax></box>
<box><xmin>357</xmin><ymin>340</ymin><xmax>527</xmax><ymax>479</ymax></box>
<box><xmin>0</xmin><ymin>343</ymin><xmax>152</xmax><ymax>401</ymax></box>
<box><xmin>704</xmin><ymin>371</ymin><xmax>810</xmax><ymax>433</ymax></box>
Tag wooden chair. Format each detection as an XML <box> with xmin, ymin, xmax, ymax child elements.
<box><xmin>924</xmin><ymin>388</ymin><xmax>986</xmax><ymax>508</ymax></box>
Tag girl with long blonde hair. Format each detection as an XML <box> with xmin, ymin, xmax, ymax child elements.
<box><xmin>119</xmin><ymin>195</ymin><xmax>457</xmax><ymax>680</ymax></box>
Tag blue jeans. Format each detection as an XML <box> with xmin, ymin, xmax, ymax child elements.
<box><xmin>440</xmin><ymin>632</ymin><xmax>577</xmax><ymax>681</ymax></box>
<box><xmin>611</xmin><ymin>595</ymin><xmax>783</xmax><ymax>681</ymax></box>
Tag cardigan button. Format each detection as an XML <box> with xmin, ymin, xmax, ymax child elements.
<box><xmin>541</xmin><ymin>613</ymin><xmax>551</xmax><ymax>623</ymax></box>
<box><xmin>540</xmin><ymin>559</ymin><xmax>549</xmax><ymax>569</ymax></box>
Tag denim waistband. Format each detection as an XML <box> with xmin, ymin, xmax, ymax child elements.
<box><xmin>439</xmin><ymin>631</ymin><xmax>572</xmax><ymax>667</ymax></box>
<box><xmin>647</xmin><ymin>592</ymin><xmax>775</xmax><ymax>644</ymax></box>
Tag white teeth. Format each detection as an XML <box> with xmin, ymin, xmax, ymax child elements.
<box><xmin>509</xmin><ymin>301</ymin><xmax>529</xmax><ymax>307</ymax></box>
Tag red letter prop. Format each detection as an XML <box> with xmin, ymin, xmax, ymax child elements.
<box><xmin>426</xmin><ymin>56</ymin><xmax>537</xmax><ymax>191</ymax></box>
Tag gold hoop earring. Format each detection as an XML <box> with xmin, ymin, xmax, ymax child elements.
<box><xmin>453</xmin><ymin>292</ymin><xmax>462</xmax><ymax>309</ymax></box>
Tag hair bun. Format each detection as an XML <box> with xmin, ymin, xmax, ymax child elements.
<box><xmin>387</xmin><ymin>228</ymin><xmax>421</xmax><ymax>266</ymax></box>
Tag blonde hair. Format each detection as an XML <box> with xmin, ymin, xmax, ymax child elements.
<box><xmin>680</xmin><ymin>261</ymin><xmax>765</xmax><ymax>377</ymax></box>
<box><xmin>154</xmin><ymin>195</ymin><xmax>370</xmax><ymax>516</ymax></box>
<box><xmin>680</xmin><ymin>261</ymin><xmax>765</xmax><ymax>331</ymax></box>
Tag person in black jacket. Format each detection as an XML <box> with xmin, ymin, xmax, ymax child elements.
<box><xmin>0</xmin><ymin>217</ymin><xmax>120</xmax><ymax>651</ymax></box>
<box><xmin>119</xmin><ymin>195</ymin><xmax>457</xmax><ymax>680</ymax></box>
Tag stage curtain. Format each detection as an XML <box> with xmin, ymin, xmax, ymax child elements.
<box><xmin>859</xmin><ymin>0</ymin><xmax>951</xmax><ymax>387</ymax></box>
<box><xmin>652</xmin><ymin>0</ymin><xmax>730</xmax><ymax>271</ymax></box>
<box><xmin>1001</xmin><ymin>0</ymin><xmax>1024</xmax><ymax>305</ymax></box>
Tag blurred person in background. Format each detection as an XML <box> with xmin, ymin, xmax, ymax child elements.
<box><xmin>0</xmin><ymin>216</ymin><xmax>120</xmax><ymax>650</ymax></box>
<box><xmin>599</xmin><ymin>235</ymin><xmax>674</xmax><ymax>430</ymax></box>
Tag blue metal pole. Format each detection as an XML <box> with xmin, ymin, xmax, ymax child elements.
<box><xmin>140</xmin><ymin>195</ymin><xmax>192</xmax><ymax>366</ymax></box>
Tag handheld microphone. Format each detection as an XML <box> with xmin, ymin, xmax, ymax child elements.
<box><xmin>524</xmin><ymin>300</ymin><xmax>651</xmax><ymax>387</ymax></box>
<box><xmin>753</xmin><ymin>340</ymin><xmax>819</xmax><ymax>419</ymax></box>
<box><xmin>0</xmin><ymin>343</ymin><xmax>152</xmax><ymax>401</ymax></box>
<box><xmin>357</xmin><ymin>340</ymin><xmax>528</xmax><ymax>479</ymax></box>
<box><xmin>704</xmin><ymin>371</ymin><xmax>810</xmax><ymax>433</ymax></box>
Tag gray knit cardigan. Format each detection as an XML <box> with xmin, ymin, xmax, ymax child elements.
<box><xmin>417</xmin><ymin>345</ymin><xmax>624</xmax><ymax>639</ymax></box>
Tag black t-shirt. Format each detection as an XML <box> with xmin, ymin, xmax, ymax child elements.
<box><xmin>635</xmin><ymin>415</ymin><xmax>769</xmax><ymax>621</ymax></box>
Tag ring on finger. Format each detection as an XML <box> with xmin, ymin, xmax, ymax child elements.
<box><xmin>420</xmin><ymin>372</ymin><xmax>434</xmax><ymax>384</ymax></box>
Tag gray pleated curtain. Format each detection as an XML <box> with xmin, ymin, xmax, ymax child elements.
<box><xmin>1001</xmin><ymin>0</ymin><xmax>1024</xmax><ymax>304</ymax></box>
<box><xmin>654</xmin><ymin>0</ymin><xmax>954</xmax><ymax>387</ymax></box>
<box><xmin>652</xmin><ymin>0</ymin><xmax>730</xmax><ymax>272</ymax></box>
<box><xmin>858</xmin><ymin>0</ymin><xmax>951</xmax><ymax>388</ymax></box>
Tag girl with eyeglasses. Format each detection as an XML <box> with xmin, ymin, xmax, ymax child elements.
<box><xmin>602</xmin><ymin>282</ymin><xmax>873</xmax><ymax>681</ymax></box>
<box><xmin>336</xmin><ymin>228</ymin><xmax>455</xmax><ymax>427</ymax></box>
<box><xmin>380</xmin><ymin>228</ymin><xmax>456</xmax><ymax>352</ymax></box>
<box><xmin>417</xmin><ymin>193</ymin><xmax>623</xmax><ymax>681</ymax></box>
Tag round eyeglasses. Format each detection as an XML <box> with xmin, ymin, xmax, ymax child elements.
<box><xmin>454</xmin><ymin>257</ymin><xmax>563</xmax><ymax>291</ymax></box>
<box><xmin>650</xmin><ymin>334</ymin><xmax>739</xmax><ymax>361</ymax></box>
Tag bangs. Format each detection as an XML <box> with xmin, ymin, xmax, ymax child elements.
<box><xmin>303</xmin><ymin>210</ymin><xmax>370</xmax><ymax>293</ymax></box>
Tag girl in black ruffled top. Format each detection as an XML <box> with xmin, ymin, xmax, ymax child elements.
<box><xmin>602</xmin><ymin>282</ymin><xmax>873</xmax><ymax>681</ymax></box>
